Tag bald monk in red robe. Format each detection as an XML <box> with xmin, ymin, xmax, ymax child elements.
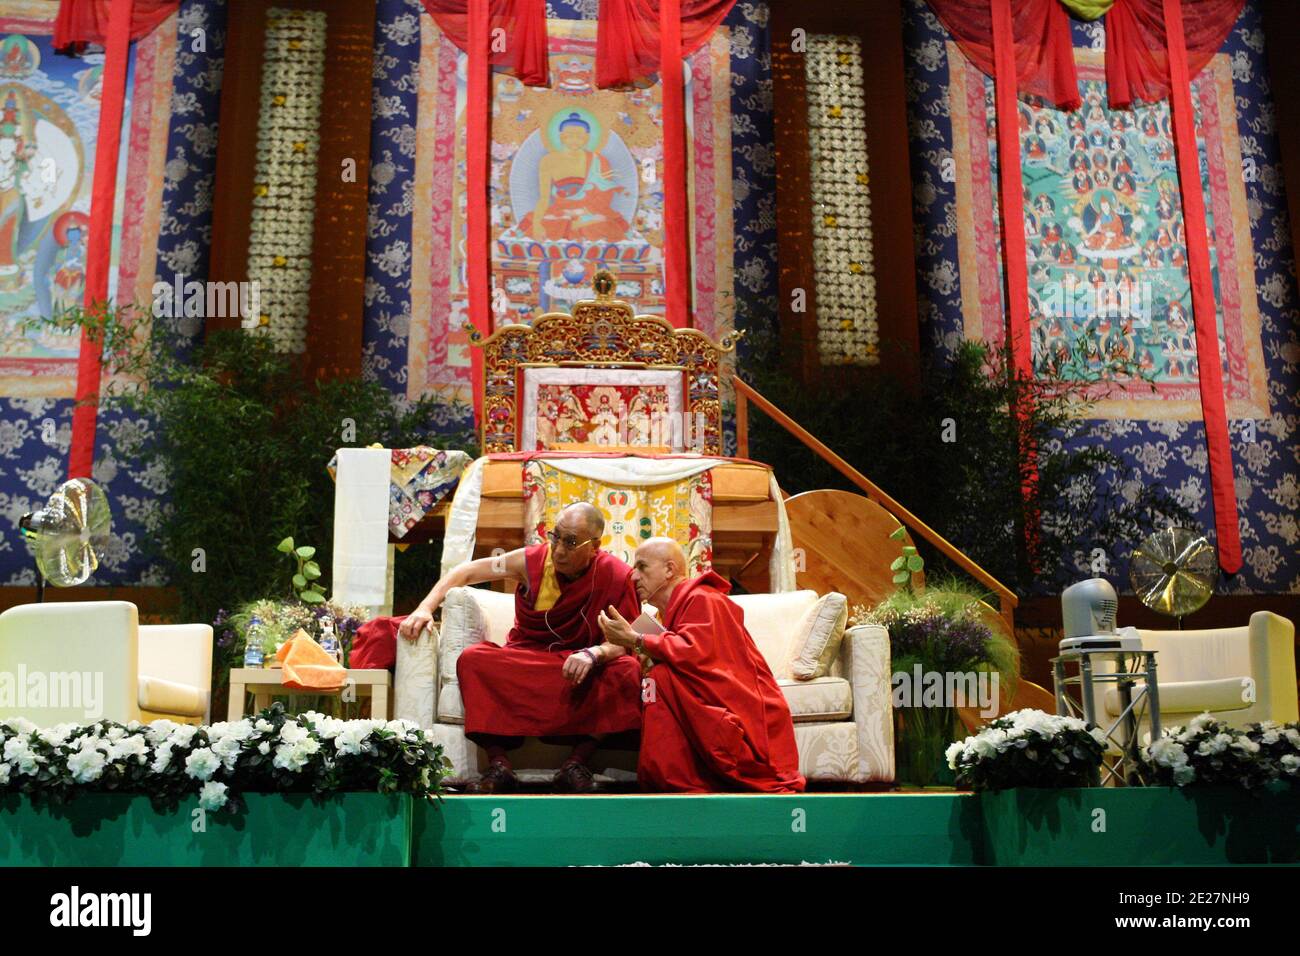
<box><xmin>598</xmin><ymin>538</ymin><xmax>805</xmax><ymax>793</ymax></box>
<box><xmin>397</xmin><ymin>503</ymin><xmax>642</xmax><ymax>793</ymax></box>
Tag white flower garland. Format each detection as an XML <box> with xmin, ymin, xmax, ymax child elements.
<box><xmin>805</xmin><ymin>35</ymin><xmax>879</xmax><ymax>366</ymax></box>
<box><xmin>0</xmin><ymin>710</ymin><xmax>444</xmax><ymax>810</ymax></box>
<box><xmin>246</xmin><ymin>8</ymin><xmax>327</xmax><ymax>354</ymax></box>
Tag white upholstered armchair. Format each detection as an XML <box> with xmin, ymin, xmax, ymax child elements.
<box><xmin>1093</xmin><ymin>611</ymin><xmax>1298</xmax><ymax>737</ymax></box>
<box><xmin>394</xmin><ymin>585</ymin><xmax>895</xmax><ymax>786</ymax></box>
<box><xmin>0</xmin><ymin>601</ymin><xmax>213</xmax><ymax>727</ymax></box>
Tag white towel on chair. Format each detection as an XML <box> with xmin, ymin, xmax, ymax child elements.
<box><xmin>332</xmin><ymin>448</ymin><xmax>392</xmax><ymax>608</ymax></box>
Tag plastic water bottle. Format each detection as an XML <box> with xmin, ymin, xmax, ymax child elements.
<box><xmin>243</xmin><ymin>616</ymin><xmax>265</xmax><ymax>668</ymax></box>
<box><xmin>319</xmin><ymin>620</ymin><xmax>340</xmax><ymax>663</ymax></box>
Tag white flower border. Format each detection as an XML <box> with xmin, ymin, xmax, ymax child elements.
<box><xmin>805</xmin><ymin>35</ymin><xmax>879</xmax><ymax>366</ymax></box>
<box><xmin>0</xmin><ymin>711</ymin><xmax>442</xmax><ymax>811</ymax></box>
<box><xmin>946</xmin><ymin>708</ymin><xmax>1107</xmax><ymax>769</ymax></box>
<box><xmin>246</xmin><ymin>7</ymin><xmax>328</xmax><ymax>355</ymax></box>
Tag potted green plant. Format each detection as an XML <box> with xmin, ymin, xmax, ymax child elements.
<box><xmin>852</xmin><ymin>567</ymin><xmax>1019</xmax><ymax>787</ymax></box>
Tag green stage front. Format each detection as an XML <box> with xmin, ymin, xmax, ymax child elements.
<box><xmin>415</xmin><ymin>793</ymin><xmax>984</xmax><ymax>867</ymax></box>
<box><xmin>3</xmin><ymin>788</ymin><xmax>1297</xmax><ymax>866</ymax></box>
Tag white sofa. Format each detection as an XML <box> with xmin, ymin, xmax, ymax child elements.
<box><xmin>0</xmin><ymin>601</ymin><xmax>213</xmax><ymax>727</ymax></box>
<box><xmin>395</xmin><ymin>585</ymin><xmax>895</xmax><ymax>786</ymax></box>
<box><xmin>1092</xmin><ymin>611</ymin><xmax>1297</xmax><ymax>738</ymax></box>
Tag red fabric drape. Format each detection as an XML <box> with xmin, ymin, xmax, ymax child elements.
<box><xmin>68</xmin><ymin>0</ymin><xmax>136</xmax><ymax>480</ymax></box>
<box><xmin>990</xmin><ymin>0</ymin><xmax>1041</xmax><ymax>565</ymax></box>
<box><xmin>1161</xmin><ymin>0</ymin><xmax>1242</xmax><ymax>573</ymax></box>
<box><xmin>594</xmin><ymin>0</ymin><xmax>736</xmax><ymax>88</ymax></box>
<box><xmin>927</xmin><ymin>0</ymin><xmax>1080</xmax><ymax>109</ymax></box>
<box><xmin>1106</xmin><ymin>0</ymin><xmax>1245</xmax><ymax>108</ymax></box>
<box><xmin>53</xmin><ymin>0</ymin><xmax>177</xmax><ymax>51</ymax></box>
<box><xmin>466</xmin><ymin>0</ymin><xmax>491</xmax><ymax>427</ymax></box>
<box><xmin>659</xmin><ymin>0</ymin><xmax>689</xmax><ymax>328</ymax></box>
<box><xmin>419</xmin><ymin>0</ymin><xmax>550</xmax><ymax>86</ymax></box>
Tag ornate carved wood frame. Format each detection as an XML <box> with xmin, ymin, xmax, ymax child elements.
<box><xmin>468</xmin><ymin>270</ymin><xmax>741</xmax><ymax>454</ymax></box>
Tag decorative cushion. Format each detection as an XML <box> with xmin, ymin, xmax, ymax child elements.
<box><xmin>137</xmin><ymin>675</ymin><xmax>206</xmax><ymax>718</ymax></box>
<box><xmin>1104</xmin><ymin>677</ymin><xmax>1252</xmax><ymax>717</ymax></box>
<box><xmin>730</xmin><ymin>590</ymin><xmax>820</xmax><ymax>677</ymax></box>
<box><xmin>779</xmin><ymin>676</ymin><xmax>853</xmax><ymax>722</ymax></box>
<box><xmin>438</xmin><ymin>586</ymin><xmax>514</xmax><ymax>684</ymax></box>
<box><xmin>788</xmin><ymin>592</ymin><xmax>848</xmax><ymax>680</ymax></box>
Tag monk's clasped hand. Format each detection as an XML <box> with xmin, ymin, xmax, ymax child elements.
<box><xmin>598</xmin><ymin>605</ymin><xmax>637</xmax><ymax>648</ymax></box>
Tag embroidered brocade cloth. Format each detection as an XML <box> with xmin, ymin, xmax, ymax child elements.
<box><xmin>522</xmin><ymin>459</ymin><xmax>714</xmax><ymax>575</ymax></box>
<box><xmin>328</xmin><ymin>447</ymin><xmax>472</xmax><ymax>539</ymax></box>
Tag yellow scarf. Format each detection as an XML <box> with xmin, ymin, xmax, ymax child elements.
<box><xmin>534</xmin><ymin>547</ymin><xmax>563</xmax><ymax>611</ymax></box>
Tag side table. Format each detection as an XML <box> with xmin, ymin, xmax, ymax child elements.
<box><xmin>1052</xmin><ymin>649</ymin><xmax>1161</xmax><ymax>786</ymax></box>
<box><xmin>227</xmin><ymin>668</ymin><xmax>392</xmax><ymax>721</ymax></box>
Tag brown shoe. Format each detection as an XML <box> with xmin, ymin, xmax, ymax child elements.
<box><xmin>552</xmin><ymin>759</ymin><xmax>596</xmax><ymax>794</ymax></box>
<box><xmin>471</xmin><ymin>761</ymin><xmax>519</xmax><ymax>794</ymax></box>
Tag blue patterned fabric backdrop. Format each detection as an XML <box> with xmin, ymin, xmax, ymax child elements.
<box><xmin>0</xmin><ymin>0</ymin><xmax>226</xmax><ymax>588</ymax></box>
<box><xmin>902</xmin><ymin>0</ymin><xmax>1299</xmax><ymax>595</ymax></box>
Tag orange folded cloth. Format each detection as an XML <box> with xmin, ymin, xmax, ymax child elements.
<box><xmin>275</xmin><ymin>629</ymin><xmax>348</xmax><ymax>691</ymax></box>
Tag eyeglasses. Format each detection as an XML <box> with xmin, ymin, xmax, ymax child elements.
<box><xmin>546</xmin><ymin>530</ymin><xmax>599</xmax><ymax>551</ymax></box>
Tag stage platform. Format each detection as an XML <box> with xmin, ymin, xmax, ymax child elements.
<box><xmin>3</xmin><ymin>787</ymin><xmax>1298</xmax><ymax>867</ymax></box>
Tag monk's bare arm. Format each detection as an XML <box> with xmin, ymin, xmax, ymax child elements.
<box><xmin>396</xmin><ymin>549</ymin><xmax>527</xmax><ymax>641</ymax></box>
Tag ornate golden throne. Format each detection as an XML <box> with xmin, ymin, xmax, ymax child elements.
<box><xmin>468</xmin><ymin>270</ymin><xmax>741</xmax><ymax>454</ymax></box>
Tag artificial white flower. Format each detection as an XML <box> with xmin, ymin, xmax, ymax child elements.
<box><xmin>109</xmin><ymin>734</ymin><xmax>150</xmax><ymax>764</ymax></box>
<box><xmin>279</xmin><ymin>721</ymin><xmax>309</xmax><ymax>745</ymax></box>
<box><xmin>198</xmin><ymin>781</ymin><xmax>229</xmax><ymax>811</ymax></box>
<box><xmin>184</xmin><ymin>747</ymin><xmax>221</xmax><ymax>781</ymax></box>
<box><xmin>1196</xmin><ymin>733</ymin><xmax>1231</xmax><ymax>756</ymax></box>
<box><xmin>168</xmin><ymin>725</ymin><xmax>199</xmax><ymax>748</ymax></box>
<box><xmin>2</xmin><ymin>717</ymin><xmax>36</xmax><ymax>736</ymax></box>
<box><xmin>146</xmin><ymin>720</ymin><xmax>180</xmax><ymax>744</ymax></box>
<box><xmin>272</xmin><ymin>736</ymin><xmax>319</xmax><ymax>772</ymax></box>
<box><xmin>150</xmin><ymin>743</ymin><xmax>175</xmax><ymax>774</ymax></box>
<box><xmin>3</xmin><ymin>738</ymin><xmax>42</xmax><ymax>775</ymax></box>
<box><xmin>944</xmin><ymin>741</ymin><xmax>964</xmax><ymax>769</ymax></box>
<box><xmin>67</xmin><ymin>747</ymin><xmax>107</xmax><ymax>783</ymax></box>
<box><xmin>334</xmin><ymin>724</ymin><xmax>372</xmax><ymax>756</ymax></box>
<box><xmin>211</xmin><ymin>735</ymin><xmax>243</xmax><ymax>770</ymax></box>
<box><xmin>38</xmin><ymin>724</ymin><xmax>75</xmax><ymax>747</ymax></box>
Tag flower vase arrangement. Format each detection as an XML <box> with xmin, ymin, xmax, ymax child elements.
<box><xmin>945</xmin><ymin>709</ymin><xmax>1107</xmax><ymax>791</ymax></box>
<box><xmin>212</xmin><ymin>535</ymin><xmax>366</xmax><ymax>674</ymax></box>
<box><xmin>852</xmin><ymin>538</ymin><xmax>1019</xmax><ymax>787</ymax></box>
<box><xmin>1142</xmin><ymin>715</ymin><xmax>1300</xmax><ymax>790</ymax></box>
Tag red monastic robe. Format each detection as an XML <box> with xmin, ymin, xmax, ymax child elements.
<box><xmin>456</xmin><ymin>543</ymin><xmax>643</xmax><ymax>739</ymax></box>
<box><xmin>639</xmin><ymin>572</ymin><xmax>805</xmax><ymax>793</ymax></box>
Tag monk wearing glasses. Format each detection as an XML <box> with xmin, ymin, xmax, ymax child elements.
<box><xmin>398</xmin><ymin>502</ymin><xmax>641</xmax><ymax>793</ymax></box>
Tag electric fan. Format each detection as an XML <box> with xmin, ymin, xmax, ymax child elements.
<box><xmin>17</xmin><ymin>478</ymin><xmax>113</xmax><ymax>601</ymax></box>
<box><xmin>1128</xmin><ymin>525</ymin><xmax>1217</xmax><ymax>628</ymax></box>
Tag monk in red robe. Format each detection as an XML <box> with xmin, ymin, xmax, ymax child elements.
<box><xmin>396</xmin><ymin>503</ymin><xmax>642</xmax><ymax>793</ymax></box>
<box><xmin>598</xmin><ymin>538</ymin><xmax>805</xmax><ymax>793</ymax></box>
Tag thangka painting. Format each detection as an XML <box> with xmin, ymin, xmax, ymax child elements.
<box><xmin>950</xmin><ymin>46</ymin><xmax>1269</xmax><ymax>420</ymax></box>
<box><xmin>519</xmin><ymin>366</ymin><xmax>686</xmax><ymax>451</ymax></box>
<box><xmin>407</xmin><ymin>15</ymin><xmax>736</xmax><ymax>407</ymax></box>
<box><xmin>0</xmin><ymin>2</ymin><xmax>176</xmax><ymax>398</ymax></box>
